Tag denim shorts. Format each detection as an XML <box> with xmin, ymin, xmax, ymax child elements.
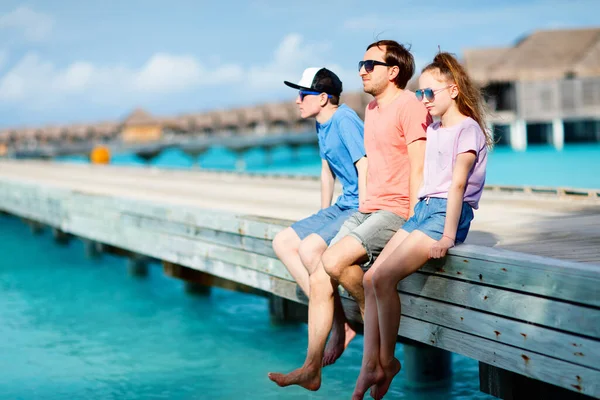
<box><xmin>402</xmin><ymin>197</ymin><xmax>474</xmax><ymax>243</ymax></box>
<box><xmin>330</xmin><ymin>210</ymin><xmax>407</xmax><ymax>268</ymax></box>
<box><xmin>291</xmin><ymin>204</ymin><xmax>357</xmax><ymax>244</ymax></box>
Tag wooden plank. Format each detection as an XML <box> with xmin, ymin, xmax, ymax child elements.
<box><xmin>420</xmin><ymin>249</ymin><xmax>600</xmax><ymax>307</ymax></box>
<box><xmin>24</xmin><ymin>181</ymin><xmax>597</xmax><ymax>308</ymax></box>
<box><xmin>2</xmin><ymin>181</ymin><xmax>599</xmax><ymax>335</ymax></box>
<box><xmin>399</xmin><ymin>295</ymin><xmax>600</xmax><ymax>370</ymax></box>
<box><xmin>53</xmin><ymin>211</ymin><xmax>600</xmax><ymax>369</ymax></box>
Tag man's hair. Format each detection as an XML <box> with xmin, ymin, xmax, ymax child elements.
<box><xmin>366</xmin><ymin>40</ymin><xmax>415</xmax><ymax>89</ymax></box>
<box><xmin>329</xmin><ymin>94</ymin><xmax>340</xmax><ymax>106</ymax></box>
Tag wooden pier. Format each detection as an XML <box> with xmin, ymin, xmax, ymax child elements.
<box><xmin>0</xmin><ymin>160</ymin><xmax>598</xmax><ymax>399</ymax></box>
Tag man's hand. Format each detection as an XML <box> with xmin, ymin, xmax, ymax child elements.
<box><xmin>429</xmin><ymin>236</ymin><xmax>455</xmax><ymax>259</ymax></box>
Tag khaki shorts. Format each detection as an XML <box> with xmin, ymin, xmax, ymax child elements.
<box><xmin>330</xmin><ymin>210</ymin><xmax>407</xmax><ymax>268</ymax></box>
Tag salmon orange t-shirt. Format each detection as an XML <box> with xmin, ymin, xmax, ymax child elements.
<box><xmin>359</xmin><ymin>90</ymin><xmax>432</xmax><ymax>219</ymax></box>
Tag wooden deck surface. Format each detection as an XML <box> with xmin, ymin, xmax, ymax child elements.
<box><xmin>1</xmin><ymin>160</ymin><xmax>599</xmax><ymax>265</ymax></box>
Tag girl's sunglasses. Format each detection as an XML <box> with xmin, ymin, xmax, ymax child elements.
<box><xmin>299</xmin><ymin>90</ymin><xmax>333</xmax><ymax>101</ymax></box>
<box><xmin>358</xmin><ymin>60</ymin><xmax>390</xmax><ymax>73</ymax></box>
<box><xmin>415</xmin><ymin>85</ymin><xmax>454</xmax><ymax>102</ymax></box>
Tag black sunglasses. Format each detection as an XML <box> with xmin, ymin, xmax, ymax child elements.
<box><xmin>358</xmin><ymin>60</ymin><xmax>391</xmax><ymax>73</ymax></box>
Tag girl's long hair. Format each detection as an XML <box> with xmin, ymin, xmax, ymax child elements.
<box><xmin>423</xmin><ymin>52</ymin><xmax>494</xmax><ymax>149</ymax></box>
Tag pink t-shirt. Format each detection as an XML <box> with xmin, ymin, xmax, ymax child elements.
<box><xmin>360</xmin><ymin>90</ymin><xmax>432</xmax><ymax>219</ymax></box>
<box><xmin>418</xmin><ymin>117</ymin><xmax>487</xmax><ymax>209</ymax></box>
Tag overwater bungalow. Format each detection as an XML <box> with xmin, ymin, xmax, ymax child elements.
<box><xmin>239</xmin><ymin>106</ymin><xmax>268</xmax><ymax>135</ymax></box>
<box><xmin>121</xmin><ymin>108</ymin><xmax>163</xmax><ymax>143</ymax></box>
<box><xmin>187</xmin><ymin>113</ymin><xmax>217</xmax><ymax>136</ymax></box>
<box><xmin>464</xmin><ymin>27</ymin><xmax>600</xmax><ymax>150</ymax></box>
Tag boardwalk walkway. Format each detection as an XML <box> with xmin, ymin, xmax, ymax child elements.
<box><xmin>1</xmin><ymin>160</ymin><xmax>599</xmax><ymax>264</ymax></box>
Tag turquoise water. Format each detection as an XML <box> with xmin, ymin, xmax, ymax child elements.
<box><xmin>0</xmin><ymin>215</ymin><xmax>492</xmax><ymax>399</ymax></box>
<box><xmin>59</xmin><ymin>143</ymin><xmax>600</xmax><ymax>188</ymax></box>
<box><xmin>9</xmin><ymin>141</ymin><xmax>598</xmax><ymax>398</ymax></box>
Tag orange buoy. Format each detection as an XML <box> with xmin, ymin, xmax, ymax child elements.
<box><xmin>90</xmin><ymin>146</ymin><xmax>111</xmax><ymax>164</ymax></box>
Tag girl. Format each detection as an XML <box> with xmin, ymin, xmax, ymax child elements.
<box><xmin>352</xmin><ymin>52</ymin><xmax>493</xmax><ymax>400</ymax></box>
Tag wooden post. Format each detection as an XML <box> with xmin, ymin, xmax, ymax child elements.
<box><xmin>162</xmin><ymin>261</ymin><xmax>268</xmax><ymax>297</ymax></box>
<box><xmin>402</xmin><ymin>339</ymin><xmax>452</xmax><ymax>389</ymax></box>
<box><xmin>83</xmin><ymin>239</ymin><xmax>103</xmax><ymax>259</ymax></box>
<box><xmin>52</xmin><ymin>228</ymin><xmax>70</xmax><ymax>245</ymax></box>
<box><xmin>163</xmin><ymin>261</ymin><xmax>211</xmax><ymax>295</ymax></box>
<box><xmin>24</xmin><ymin>219</ymin><xmax>44</xmax><ymax>235</ymax></box>
<box><xmin>127</xmin><ymin>255</ymin><xmax>149</xmax><ymax>277</ymax></box>
<box><xmin>268</xmin><ymin>294</ymin><xmax>308</xmax><ymax>324</ymax></box>
<box><xmin>479</xmin><ymin>362</ymin><xmax>593</xmax><ymax>400</ymax></box>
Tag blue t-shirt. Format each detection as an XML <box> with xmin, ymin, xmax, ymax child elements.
<box><xmin>316</xmin><ymin>104</ymin><xmax>366</xmax><ymax>210</ymax></box>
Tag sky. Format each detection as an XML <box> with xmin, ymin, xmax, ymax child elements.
<box><xmin>0</xmin><ymin>0</ymin><xmax>598</xmax><ymax>128</ymax></box>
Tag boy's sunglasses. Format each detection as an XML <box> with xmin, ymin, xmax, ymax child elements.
<box><xmin>299</xmin><ymin>90</ymin><xmax>333</xmax><ymax>101</ymax></box>
<box><xmin>415</xmin><ymin>85</ymin><xmax>454</xmax><ymax>102</ymax></box>
<box><xmin>358</xmin><ymin>60</ymin><xmax>391</xmax><ymax>73</ymax></box>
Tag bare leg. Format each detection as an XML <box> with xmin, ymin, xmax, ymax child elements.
<box><xmin>322</xmin><ymin>236</ymin><xmax>368</xmax><ymax>315</ymax></box>
<box><xmin>273</xmin><ymin>227</ymin><xmax>310</xmax><ymax>296</ymax></box>
<box><xmin>297</xmin><ymin>234</ymin><xmax>352</xmax><ymax>366</ymax></box>
<box><xmin>322</xmin><ymin>283</ymin><xmax>356</xmax><ymax>366</ymax></box>
<box><xmin>352</xmin><ymin>269</ymin><xmax>385</xmax><ymax>400</ymax></box>
<box><xmin>267</xmin><ymin>265</ymin><xmax>335</xmax><ymax>391</ymax></box>
<box><xmin>352</xmin><ymin>229</ymin><xmax>410</xmax><ymax>400</ymax></box>
<box><xmin>320</xmin><ymin>237</ymin><xmax>367</xmax><ymax>366</ymax></box>
<box><xmin>372</xmin><ymin>230</ymin><xmax>435</xmax><ymax>398</ymax></box>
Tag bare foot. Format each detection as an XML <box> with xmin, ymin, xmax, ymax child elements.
<box><xmin>267</xmin><ymin>365</ymin><xmax>321</xmax><ymax>391</ymax></box>
<box><xmin>351</xmin><ymin>361</ymin><xmax>385</xmax><ymax>400</ymax></box>
<box><xmin>323</xmin><ymin>323</ymin><xmax>345</xmax><ymax>367</ymax></box>
<box><xmin>323</xmin><ymin>323</ymin><xmax>357</xmax><ymax>366</ymax></box>
<box><xmin>344</xmin><ymin>323</ymin><xmax>357</xmax><ymax>348</ymax></box>
<box><xmin>371</xmin><ymin>358</ymin><xmax>401</xmax><ymax>399</ymax></box>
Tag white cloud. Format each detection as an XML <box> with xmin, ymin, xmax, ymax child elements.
<box><xmin>246</xmin><ymin>33</ymin><xmax>361</xmax><ymax>92</ymax></box>
<box><xmin>0</xmin><ymin>51</ymin><xmax>244</xmax><ymax>106</ymax></box>
<box><xmin>0</xmin><ymin>33</ymin><xmax>360</xmax><ymax>110</ymax></box>
<box><xmin>246</xmin><ymin>34</ymin><xmax>331</xmax><ymax>89</ymax></box>
<box><xmin>132</xmin><ymin>53</ymin><xmax>243</xmax><ymax>93</ymax></box>
<box><xmin>0</xmin><ymin>6</ymin><xmax>55</xmax><ymax>42</ymax></box>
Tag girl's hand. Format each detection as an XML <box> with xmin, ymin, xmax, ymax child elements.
<box><xmin>430</xmin><ymin>236</ymin><xmax>455</xmax><ymax>259</ymax></box>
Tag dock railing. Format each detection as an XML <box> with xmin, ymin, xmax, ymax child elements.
<box><xmin>0</xmin><ymin>178</ymin><xmax>598</xmax><ymax>399</ymax></box>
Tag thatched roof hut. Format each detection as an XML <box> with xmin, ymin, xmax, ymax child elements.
<box><xmin>160</xmin><ymin>117</ymin><xmax>189</xmax><ymax>133</ymax></box>
<box><xmin>239</xmin><ymin>106</ymin><xmax>266</xmax><ymax>127</ymax></box>
<box><xmin>41</xmin><ymin>126</ymin><xmax>66</xmax><ymax>142</ymax></box>
<box><xmin>262</xmin><ymin>102</ymin><xmax>294</xmax><ymax>124</ymax></box>
<box><xmin>464</xmin><ymin>28</ymin><xmax>600</xmax><ymax>84</ymax></box>
<box><xmin>0</xmin><ymin>129</ymin><xmax>12</xmax><ymax>144</ymax></box>
<box><xmin>67</xmin><ymin>125</ymin><xmax>93</xmax><ymax>141</ymax></box>
<box><xmin>92</xmin><ymin>122</ymin><xmax>120</xmax><ymax>139</ymax></box>
<box><xmin>188</xmin><ymin>113</ymin><xmax>216</xmax><ymax>132</ymax></box>
<box><xmin>211</xmin><ymin>109</ymin><xmax>242</xmax><ymax>130</ymax></box>
<box><xmin>123</xmin><ymin>108</ymin><xmax>158</xmax><ymax>127</ymax></box>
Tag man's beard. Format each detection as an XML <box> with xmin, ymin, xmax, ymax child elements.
<box><xmin>363</xmin><ymin>79</ymin><xmax>385</xmax><ymax>97</ymax></box>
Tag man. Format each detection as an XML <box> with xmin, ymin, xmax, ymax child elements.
<box><xmin>268</xmin><ymin>42</ymin><xmax>430</xmax><ymax>392</ymax></box>
<box><xmin>268</xmin><ymin>67</ymin><xmax>367</xmax><ymax>390</ymax></box>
